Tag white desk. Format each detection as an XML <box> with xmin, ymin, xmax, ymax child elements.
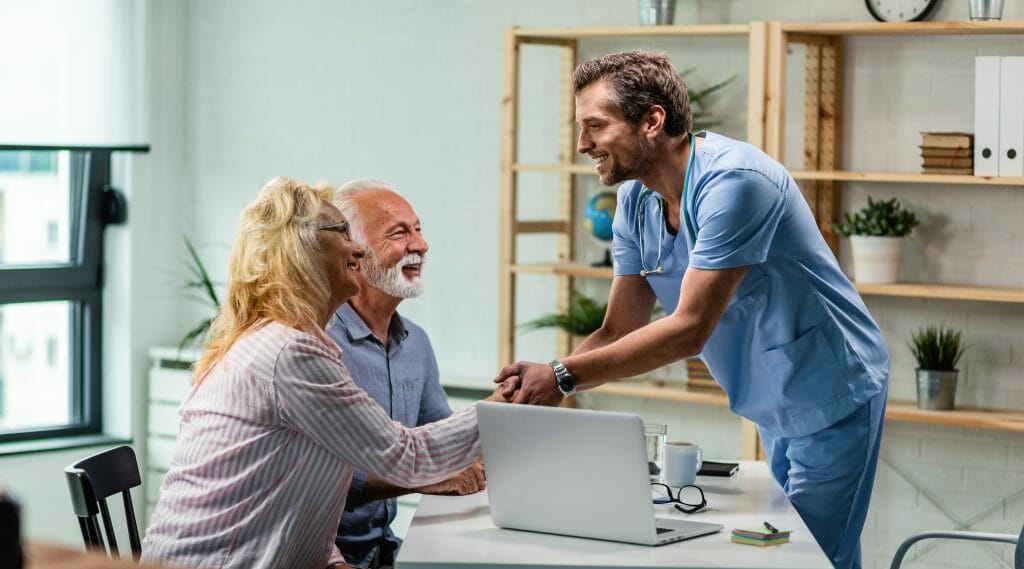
<box><xmin>396</xmin><ymin>461</ymin><xmax>830</xmax><ymax>569</ymax></box>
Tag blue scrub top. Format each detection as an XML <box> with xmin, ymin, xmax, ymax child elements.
<box><xmin>612</xmin><ymin>132</ymin><xmax>889</xmax><ymax>438</ymax></box>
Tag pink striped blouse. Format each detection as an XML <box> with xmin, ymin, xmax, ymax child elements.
<box><xmin>140</xmin><ymin>321</ymin><xmax>480</xmax><ymax>569</ymax></box>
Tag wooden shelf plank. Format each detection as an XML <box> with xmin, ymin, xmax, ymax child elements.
<box><xmin>517</xmin><ymin>167</ymin><xmax>1024</xmax><ymax>186</ymax></box>
<box><xmin>515</xmin><ymin>24</ymin><xmax>751</xmax><ymax>40</ymax></box>
<box><xmin>782</xmin><ymin>21</ymin><xmax>1024</xmax><ymax>36</ymax></box>
<box><xmin>588</xmin><ymin>381</ymin><xmax>1024</xmax><ymax>433</ymax></box>
<box><xmin>791</xmin><ymin>169</ymin><xmax>1024</xmax><ymax>186</ymax></box>
<box><xmin>511</xmin><ymin>263</ymin><xmax>614</xmax><ymax>279</ymax></box>
<box><xmin>515</xmin><ymin>220</ymin><xmax>570</xmax><ymax>234</ymax></box>
<box><xmin>588</xmin><ymin>379</ymin><xmax>729</xmax><ymax>406</ymax></box>
<box><xmin>885</xmin><ymin>400</ymin><xmax>1024</xmax><ymax>432</ymax></box>
<box><xmin>856</xmin><ymin>282</ymin><xmax>1024</xmax><ymax>304</ymax></box>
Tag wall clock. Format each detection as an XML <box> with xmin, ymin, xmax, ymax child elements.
<box><xmin>865</xmin><ymin>0</ymin><xmax>940</xmax><ymax>22</ymax></box>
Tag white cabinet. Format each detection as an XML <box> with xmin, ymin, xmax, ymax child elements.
<box><xmin>144</xmin><ymin>347</ymin><xmax>196</xmax><ymax>527</ymax></box>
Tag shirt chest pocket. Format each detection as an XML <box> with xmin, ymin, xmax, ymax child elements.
<box><xmin>396</xmin><ymin>378</ymin><xmax>425</xmax><ymax>426</ymax></box>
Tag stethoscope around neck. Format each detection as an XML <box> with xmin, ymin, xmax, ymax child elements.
<box><xmin>635</xmin><ymin>133</ymin><xmax>697</xmax><ymax>277</ymax></box>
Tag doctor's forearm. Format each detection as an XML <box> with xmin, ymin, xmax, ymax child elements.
<box><xmin>563</xmin><ymin>316</ymin><xmax>705</xmax><ymax>388</ymax></box>
<box><xmin>571</xmin><ymin>326</ymin><xmax>623</xmax><ymax>355</ymax></box>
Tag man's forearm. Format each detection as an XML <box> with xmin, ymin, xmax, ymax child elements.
<box><xmin>572</xmin><ymin>326</ymin><xmax>625</xmax><ymax>356</ymax></box>
<box><xmin>567</xmin><ymin>315</ymin><xmax>703</xmax><ymax>389</ymax></box>
<box><xmin>358</xmin><ymin>475</ymin><xmax>416</xmax><ymax>503</ymax></box>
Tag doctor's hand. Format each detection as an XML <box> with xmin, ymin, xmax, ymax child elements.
<box><xmin>493</xmin><ymin>361</ymin><xmax>563</xmax><ymax>407</ymax></box>
<box><xmin>417</xmin><ymin>457</ymin><xmax>486</xmax><ymax>496</ymax></box>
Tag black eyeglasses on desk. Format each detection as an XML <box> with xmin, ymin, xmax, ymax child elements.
<box><xmin>650</xmin><ymin>483</ymin><xmax>707</xmax><ymax>514</ymax></box>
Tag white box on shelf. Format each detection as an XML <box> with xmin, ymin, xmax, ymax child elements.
<box><xmin>974</xmin><ymin>56</ymin><xmax>1001</xmax><ymax>177</ymax></box>
<box><xmin>998</xmin><ymin>56</ymin><xmax>1024</xmax><ymax>177</ymax></box>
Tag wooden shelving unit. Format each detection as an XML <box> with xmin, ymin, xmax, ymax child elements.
<box><xmin>790</xmin><ymin>170</ymin><xmax>1024</xmax><ymax>186</ymax></box>
<box><xmin>587</xmin><ymin>379</ymin><xmax>1024</xmax><ymax>433</ymax></box>
<box><xmin>510</xmin><ymin>262</ymin><xmax>614</xmax><ymax>279</ymax></box>
<box><xmin>762</xmin><ymin>21</ymin><xmax>1024</xmax><ymax>433</ymax></box>
<box><xmin>512</xmin><ymin>265</ymin><xmax>1024</xmax><ymax>305</ymax></box>
<box><xmin>591</xmin><ymin>379</ymin><xmax>729</xmax><ymax>406</ymax></box>
<box><xmin>499</xmin><ymin>21</ymin><xmax>1024</xmax><ymax>452</ymax></box>
<box><xmin>855</xmin><ymin>282</ymin><xmax>1024</xmax><ymax>304</ymax></box>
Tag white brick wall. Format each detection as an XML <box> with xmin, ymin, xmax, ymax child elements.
<box><xmin>178</xmin><ymin>1</ymin><xmax>1024</xmax><ymax>567</ymax></box>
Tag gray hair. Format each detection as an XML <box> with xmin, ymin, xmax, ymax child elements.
<box><xmin>332</xmin><ymin>178</ymin><xmax>393</xmax><ymax>247</ymax></box>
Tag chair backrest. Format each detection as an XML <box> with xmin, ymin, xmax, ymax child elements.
<box><xmin>64</xmin><ymin>445</ymin><xmax>142</xmax><ymax>559</ymax></box>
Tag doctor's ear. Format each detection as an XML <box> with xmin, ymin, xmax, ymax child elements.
<box><xmin>640</xmin><ymin>105</ymin><xmax>667</xmax><ymax>139</ymax></box>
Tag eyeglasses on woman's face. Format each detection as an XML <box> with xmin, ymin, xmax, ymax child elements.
<box><xmin>650</xmin><ymin>483</ymin><xmax>707</xmax><ymax>514</ymax></box>
<box><xmin>317</xmin><ymin>220</ymin><xmax>352</xmax><ymax>240</ymax></box>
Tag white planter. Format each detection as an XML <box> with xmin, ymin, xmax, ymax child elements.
<box><xmin>850</xmin><ymin>235</ymin><xmax>905</xmax><ymax>284</ymax></box>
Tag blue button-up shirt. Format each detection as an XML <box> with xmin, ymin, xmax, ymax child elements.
<box><xmin>326</xmin><ymin>303</ymin><xmax>452</xmax><ymax>568</ymax></box>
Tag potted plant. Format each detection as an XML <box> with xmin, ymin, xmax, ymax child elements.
<box><xmin>908</xmin><ymin>324</ymin><xmax>967</xmax><ymax>411</ymax></box>
<box><xmin>521</xmin><ymin>289</ymin><xmax>607</xmax><ymax>338</ymax></box>
<box><xmin>834</xmin><ymin>196</ymin><xmax>919</xmax><ymax>284</ymax></box>
<box><xmin>682</xmin><ymin>69</ymin><xmax>737</xmax><ymax>132</ymax></box>
<box><xmin>178</xmin><ymin>237</ymin><xmax>221</xmax><ymax>352</ymax></box>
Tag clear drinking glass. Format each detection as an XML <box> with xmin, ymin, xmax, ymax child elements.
<box><xmin>644</xmin><ymin>423</ymin><xmax>668</xmax><ymax>482</ymax></box>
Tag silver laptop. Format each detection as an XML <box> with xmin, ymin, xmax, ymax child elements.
<box><xmin>477</xmin><ymin>401</ymin><xmax>724</xmax><ymax>546</ymax></box>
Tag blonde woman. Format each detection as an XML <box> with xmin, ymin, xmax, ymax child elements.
<box><xmin>141</xmin><ymin>178</ymin><xmax>482</xmax><ymax>569</ymax></box>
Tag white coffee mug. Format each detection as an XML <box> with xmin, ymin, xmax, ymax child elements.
<box><xmin>663</xmin><ymin>442</ymin><xmax>703</xmax><ymax>487</ymax></box>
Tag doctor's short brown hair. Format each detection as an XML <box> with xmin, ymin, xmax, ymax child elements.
<box><xmin>573</xmin><ymin>50</ymin><xmax>692</xmax><ymax>138</ymax></box>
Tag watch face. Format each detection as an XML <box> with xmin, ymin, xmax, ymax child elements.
<box><xmin>556</xmin><ymin>375</ymin><xmax>574</xmax><ymax>391</ymax></box>
<box><xmin>865</xmin><ymin>0</ymin><xmax>939</xmax><ymax>22</ymax></box>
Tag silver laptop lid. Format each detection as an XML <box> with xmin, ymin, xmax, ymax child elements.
<box><xmin>477</xmin><ymin>401</ymin><xmax>658</xmax><ymax>544</ymax></box>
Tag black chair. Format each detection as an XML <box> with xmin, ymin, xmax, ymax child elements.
<box><xmin>64</xmin><ymin>445</ymin><xmax>143</xmax><ymax>559</ymax></box>
<box><xmin>889</xmin><ymin>523</ymin><xmax>1024</xmax><ymax>569</ymax></box>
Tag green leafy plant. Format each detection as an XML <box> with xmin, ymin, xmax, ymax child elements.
<box><xmin>834</xmin><ymin>197</ymin><xmax>920</xmax><ymax>237</ymax></box>
<box><xmin>520</xmin><ymin>289</ymin><xmax>607</xmax><ymax>336</ymax></box>
<box><xmin>682</xmin><ymin>69</ymin><xmax>737</xmax><ymax>131</ymax></box>
<box><xmin>908</xmin><ymin>325</ymin><xmax>967</xmax><ymax>371</ymax></box>
<box><xmin>178</xmin><ymin>238</ymin><xmax>221</xmax><ymax>351</ymax></box>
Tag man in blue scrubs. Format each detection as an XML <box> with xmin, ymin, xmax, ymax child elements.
<box><xmin>329</xmin><ymin>180</ymin><xmax>487</xmax><ymax>569</ymax></box>
<box><xmin>495</xmin><ymin>51</ymin><xmax>889</xmax><ymax>569</ymax></box>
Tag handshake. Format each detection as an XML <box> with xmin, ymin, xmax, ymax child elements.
<box><xmin>489</xmin><ymin>360</ymin><xmax>568</xmax><ymax>407</ymax></box>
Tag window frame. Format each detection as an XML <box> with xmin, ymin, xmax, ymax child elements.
<box><xmin>0</xmin><ymin>144</ymin><xmax>145</xmax><ymax>444</ymax></box>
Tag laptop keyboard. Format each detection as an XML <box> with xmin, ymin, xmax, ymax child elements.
<box><xmin>656</xmin><ymin>527</ymin><xmax>674</xmax><ymax>534</ymax></box>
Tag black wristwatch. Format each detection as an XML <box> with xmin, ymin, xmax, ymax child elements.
<box><xmin>548</xmin><ymin>359</ymin><xmax>577</xmax><ymax>397</ymax></box>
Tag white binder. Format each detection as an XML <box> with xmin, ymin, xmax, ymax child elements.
<box><xmin>974</xmin><ymin>56</ymin><xmax>1001</xmax><ymax>177</ymax></box>
<box><xmin>998</xmin><ymin>56</ymin><xmax>1024</xmax><ymax>177</ymax></box>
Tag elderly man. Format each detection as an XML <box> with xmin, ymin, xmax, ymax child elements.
<box><xmin>328</xmin><ymin>179</ymin><xmax>485</xmax><ymax>569</ymax></box>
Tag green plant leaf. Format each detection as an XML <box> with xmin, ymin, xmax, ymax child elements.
<box><xmin>520</xmin><ymin>289</ymin><xmax>608</xmax><ymax>336</ymax></box>
<box><xmin>681</xmin><ymin>70</ymin><xmax>737</xmax><ymax>133</ymax></box>
<box><xmin>178</xmin><ymin>317</ymin><xmax>213</xmax><ymax>353</ymax></box>
<box><xmin>179</xmin><ymin>237</ymin><xmax>221</xmax><ymax>349</ymax></box>
<box><xmin>907</xmin><ymin>324</ymin><xmax>967</xmax><ymax>371</ymax></box>
<box><xmin>834</xmin><ymin>196</ymin><xmax>920</xmax><ymax>237</ymax></box>
<box><xmin>184</xmin><ymin>237</ymin><xmax>220</xmax><ymax>308</ymax></box>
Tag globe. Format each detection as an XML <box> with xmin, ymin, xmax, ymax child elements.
<box><xmin>583</xmin><ymin>191</ymin><xmax>617</xmax><ymax>242</ymax></box>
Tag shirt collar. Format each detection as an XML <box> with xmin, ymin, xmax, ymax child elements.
<box><xmin>334</xmin><ymin>302</ymin><xmax>409</xmax><ymax>346</ymax></box>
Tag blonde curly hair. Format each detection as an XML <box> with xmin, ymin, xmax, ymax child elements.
<box><xmin>193</xmin><ymin>177</ymin><xmax>334</xmax><ymax>383</ymax></box>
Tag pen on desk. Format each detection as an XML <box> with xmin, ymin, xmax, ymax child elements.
<box><xmin>763</xmin><ymin>521</ymin><xmax>778</xmax><ymax>534</ymax></box>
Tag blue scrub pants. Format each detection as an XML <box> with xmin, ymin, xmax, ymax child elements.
<box><xmin>758</xmin><ymin>390</ymin><xmax>887</xmax><ymax>569</ymax></box>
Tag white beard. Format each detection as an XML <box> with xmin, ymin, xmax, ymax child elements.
<box><xmin>363</xmin><ymin>252</ymin><xmax>425</xmax><ymax>299</ymax></box>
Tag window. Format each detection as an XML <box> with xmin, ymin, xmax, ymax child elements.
<box><xmin>0</xmin><ymin>147</ymin><xmax>110</xmax><ymax>442</ymax></box>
